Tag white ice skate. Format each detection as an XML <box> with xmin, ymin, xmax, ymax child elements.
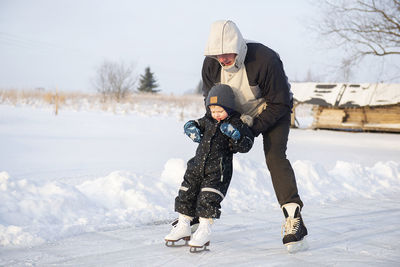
<box><xmin>171</xmin><ymin>216</ymin><xmax>199</xmax><ymax>233</ymax></box>
<box><xmin>282</xmin><ymin>203</ymin><xmax>309</xmax><ymax>253</ymax></box>
<box><xmin>188</xmin><ymin>217</ymin><xmax>212</xmax><ymax>253</ymax></box>
<box><xmin>165</xmin><ymin>213</ymin><xmax>192</xmax><ymax>247</ymax></box>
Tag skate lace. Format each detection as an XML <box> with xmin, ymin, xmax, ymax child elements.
<box><xmin>281</xmin><ymin>217</ymin><xmax>300</xmax><ymax>237</ymax></box>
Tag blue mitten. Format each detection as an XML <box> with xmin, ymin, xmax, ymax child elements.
<box><xmin>220</xmin><ymin>123</ymin><xmax>241</xmax><ymax>141</ymax></box>
<box><xmin>184</xmin><ymin>120</ymin><xmax>202</xmax><ymax>143</ymax></box>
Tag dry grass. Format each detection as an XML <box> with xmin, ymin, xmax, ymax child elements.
<box><xmin>0</xmin><ymin>89</ymin><xmax>86</xmax><ymax>105</ymax></box>
<box><xmin>0</xmin><ymin>89</ymin><xmax>205</xmax><ymax>118</ymax></box>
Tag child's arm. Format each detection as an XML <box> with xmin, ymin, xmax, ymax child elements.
<box><xmin>220</xmin><ymin>117</ymin><xmax>254</xmax><ymax>153</ymax></box>
<box><xmin>196</xmin><ymin>117</ymin><xmax>206</xmax><ymax>133</ymax></box>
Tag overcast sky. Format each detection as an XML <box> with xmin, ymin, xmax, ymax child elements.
<box><xmin>0</xmin><ymin>0</ymin><xmax>399</xmax><ymax>94</ymax></box>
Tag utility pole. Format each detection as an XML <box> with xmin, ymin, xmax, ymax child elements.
<box><xmin>55</xmin><ymin>86</ymin><xmax>59</xmax><ymax>115</ymax></box>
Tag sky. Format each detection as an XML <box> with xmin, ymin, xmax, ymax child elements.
<box><xmin>0</xmin><ymin>0</ymin><xmax>399</xmax><ymax>95</ymax></box>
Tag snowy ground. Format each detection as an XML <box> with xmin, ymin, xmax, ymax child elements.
<box><xmin>0</xmin><ymin>103</ymin><xmax>399</xmax><ymax>266</ymax></box>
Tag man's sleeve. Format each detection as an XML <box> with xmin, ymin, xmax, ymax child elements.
<box><xmin>251</xmin><ymin>54</ymin><xmax>292</xmax><ymax>136</ymax></box>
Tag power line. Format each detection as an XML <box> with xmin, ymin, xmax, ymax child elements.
<box><xmin>0</xmin><ymin>31</ymin><xmax>61</xmax><ymax>50</ymax></box>
<box><xmin>0</xmin><ymin>31</ymin><xmax>96</xmax><ymax>59</ymax></box>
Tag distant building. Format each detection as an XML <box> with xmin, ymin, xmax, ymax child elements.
<box><xmin>291</xmin><ymin>83</ymin><xmax>400</xmax><ymax>133</ymax></box>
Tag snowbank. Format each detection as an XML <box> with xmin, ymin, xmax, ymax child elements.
<box><xmin>1</xmin><ymin>160</ymin><xmax>399</xmax><ymax>247</ymax></box>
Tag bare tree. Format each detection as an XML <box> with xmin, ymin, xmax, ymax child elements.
<box><xmin>93</xmin><ymin>60</ymin><xmax>137</xmax><ymax>101</ymax></box>
<box><xmin>194</xmin><ymin>80</ymin><xmax>203</xmax><ymax>94</ymax></box>
<box><xmin>313</xmin><ymin>0</ymin><xmax>400</xmax><ymax>68</ymax></box>
<box><xmin>303</xmin><ymin>69</ymin><xmax>324</xmax><ymax>82</ymax></box>
<box><xmin>339</xmin><ymin>58</ymin><xmax>354</xmax><ymax>82</ymax></box>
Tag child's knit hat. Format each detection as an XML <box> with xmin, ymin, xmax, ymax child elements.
<box><xmin>206</xmin><ymin>84</ymin><xmax>236</xmax><ymax>114</ymax></box>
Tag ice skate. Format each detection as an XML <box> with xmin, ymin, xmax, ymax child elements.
<box><xmin>281</xmin><ymin>203</ymin><xmax>308</xmax><ymax>253</ymax></box>
<box><xmin>189</xmin><ymin>217</ymin><xmax>212</xmax><ymax>253</ymax></box>
<box><xmin>171</xmin><ymin>216</ymin><xmax>199</xmax><ymax>233</ymax></box>
<box><xmin>164</xmin><ymin>213</ymin><xmax>193</xmax><ymax>247</ymax></box>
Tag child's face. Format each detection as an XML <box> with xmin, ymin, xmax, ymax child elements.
<box><xmin>209</xmin><ymin>105</ymin><xmax>228</xmax><ymax>122</ymax></box>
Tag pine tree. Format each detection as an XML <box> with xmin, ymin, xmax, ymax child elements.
<box><xmin>137</xmin><ymin>67</ymin><xmax>159</xmax><ymax>93</ymax></box>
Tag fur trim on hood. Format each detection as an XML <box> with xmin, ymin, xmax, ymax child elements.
<box><xmin>204</xmin><ymin>20</ymin><xmax>247</xmax><ymax>73</ymax></box>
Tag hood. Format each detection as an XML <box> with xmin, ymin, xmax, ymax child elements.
<box><xmin>204</xmin><ymin>20</ymin><xmax>248</xmax><ymax>72</ymax></box>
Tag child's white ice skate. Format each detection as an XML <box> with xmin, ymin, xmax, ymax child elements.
<box><xmin>188</xmin><ymin>217</ymin><xmax>213</xmax><ymax>253</ymax></box>
<box><xmin>165</xmin><ymin>213</ymin><xmax>193</xmax><ymax>247</ymax></box>
<box><xmin>171</xmin><ymin>216</ymin><xmax>199</xmax><ymax>233</ymax></box>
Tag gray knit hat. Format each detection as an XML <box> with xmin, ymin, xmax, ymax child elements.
<box><xmin>206</xmin><ymin>84</ymin><xmax>236</xmax><ymax>114</ymax></box>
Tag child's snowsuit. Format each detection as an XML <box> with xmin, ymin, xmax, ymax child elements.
<box><xmin>175</xmin><ymin>85</ymin><xmax>254</xmax><ymax>219</ymax></box>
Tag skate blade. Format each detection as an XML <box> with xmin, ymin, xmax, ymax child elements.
<box><xmin>189</xmin><ymin>241</ymin><xmax>210</xmax><ymax>253</ymax></box>
<box><xmin>285</xmin><ymin>238</ymin><xmax>309</xmax><ymax>253</ymax></box>
<box><xmin>165</xmin><ymin>236</ymin><xmax>190</xmax><ymax>247</ymax></box>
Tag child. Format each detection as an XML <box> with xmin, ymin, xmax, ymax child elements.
<box><xmin>164</xmin><ymin>84</ymin><xmax>254</xmax><ymax>252</ymax></box>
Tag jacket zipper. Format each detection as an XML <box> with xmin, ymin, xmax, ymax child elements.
<box><xmin>220</xmin><ymin>157</ymin><xmax>224</xmax><ymax>182</ymax></box>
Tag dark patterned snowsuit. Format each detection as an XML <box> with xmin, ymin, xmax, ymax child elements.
<box><xmin>175</xmin><ymin>113</ymin><xmax>253</xmax><ymax>219</ymax></box>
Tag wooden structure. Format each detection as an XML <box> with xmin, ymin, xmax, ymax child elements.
<box><xmin>313</xmin><ymin>104</ymin><xmax>400</xmax><ymax>133</ymax></box>
<box><xmin>291</xmin><ymin>83</ymin><xmax>400</xmax><ymax>133</ymax></box>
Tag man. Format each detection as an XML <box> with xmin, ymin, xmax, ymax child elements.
<box><xmin>201</xmin><ymin>20</ymin><xmax>308</xmax><ymax>252</ymax></box>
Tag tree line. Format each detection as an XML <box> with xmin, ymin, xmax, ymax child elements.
<box><xmin>93</xmin><ymin>61</ymin><xmax>160</xmax><ymax>101</ymax></box>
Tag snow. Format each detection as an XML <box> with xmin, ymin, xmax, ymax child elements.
<box><xmin>0</xmin><ymin>101</ymin><xmax>400</xmax><ymax>266</ymax></box>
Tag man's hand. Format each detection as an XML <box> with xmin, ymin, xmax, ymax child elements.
<box><xmin>220</xmin><ymin>123</ymin><xmax>241</xmax><ymax>141</ymax></box>
<box><xmin>184</xmin><ymin>120</ymin><xmax>202</xmax><ymax>143</ymax></box>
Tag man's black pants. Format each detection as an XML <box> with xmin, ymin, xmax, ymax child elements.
<box><xmin>262</xmin><ymin>112</ymin><xmax>303</xmax><ymax>208</ymax></box>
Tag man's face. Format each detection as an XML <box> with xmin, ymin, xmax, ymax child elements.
<box><xmin>216</xmin><ymin>53</ymin><xmax>237</xmax><ymax>66</ymax></box>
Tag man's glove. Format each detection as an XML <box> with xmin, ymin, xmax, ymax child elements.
<box><xmin>240</xmin><ymin>114</ymin><xmax>253</xmax><ymax>127</ymax></box>
<box><xmin>184</xmin><ymin>120</ymin><xmax>202</xmax><ymax>143</ymax></box>
<box><xmin>220</xmin><ymin>123</ymin><xmax>241</xmax><ymax>141</ymax></box>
